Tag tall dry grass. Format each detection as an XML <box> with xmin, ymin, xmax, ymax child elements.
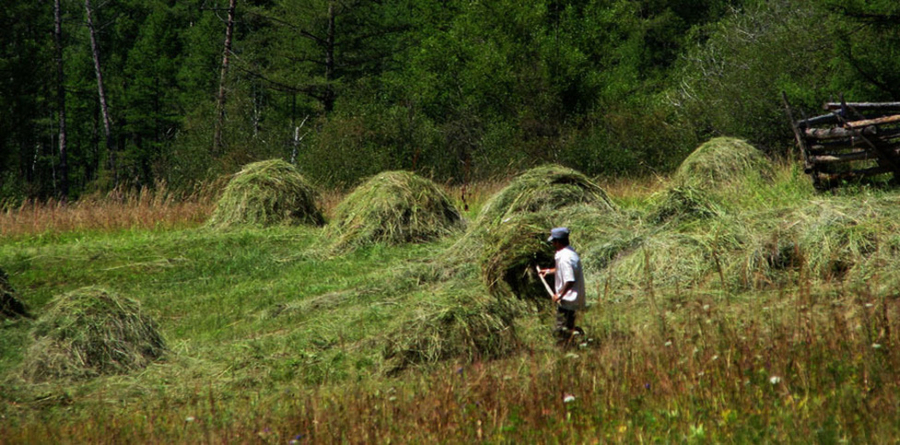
<box><xmin>0</xmin><ymin>183</ymin><xmax>217</xmax><ymax>238</ymax></box>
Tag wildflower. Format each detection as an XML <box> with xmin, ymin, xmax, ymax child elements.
<box><xmin>185</xmin><ymin>416</ymin><xmax>195</xmax><ymax>423</ymax></box>
<box><xmin>664</xmin><ymin>340</ymin><xmax>672</xmax><ymax>347</ymax></box>
<box><xmin>644</xmin><ymin>382</ymin><xmax>651</xmax><ymax>390</ymax></box>
<box><xmin>563</xmin><ymin>394</ymin><xmax>576</xmax><ymax>403</ymax></box>
<box><xmin>769</xmin><ymin>376</ymin><xmax>781</xmax><ymax>385</ymax></box>
<box><xmin>565</xmin><ymin>352</ymin><xmax>580</xmax><ymax>360</ymax></box>
<box><xmin>872</xmin><ymin>343</ymin><xmax>882</xmax><ymax>349</ymax></box>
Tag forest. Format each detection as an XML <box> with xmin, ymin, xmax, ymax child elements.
<box><xmin>1</xmin><ymin>0</ymin><xmax>899</xmax><ymax>201</ymax></box>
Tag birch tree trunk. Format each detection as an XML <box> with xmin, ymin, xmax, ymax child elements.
<box><xmin>214</xmin><ymin>0</ymin><xmax>237</xmax><ymax>154</ymax></box>
<box><xmin>85</xmin><ymin>0</ymin><xmax>117</xmax><ymax>188</ymax></box>
<box><xmin>55</xmin><ymin>0</ymin><xmax>68</xmax><ymax>199</ymax></box>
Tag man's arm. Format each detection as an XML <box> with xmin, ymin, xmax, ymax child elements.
<box><xmin>554</xmin><ymin>280</ymin><xmax>574</xmax><ymax>303</ymax></box>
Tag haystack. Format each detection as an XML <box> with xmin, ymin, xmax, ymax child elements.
<box><xmin>673</xmin><ymin>137</ymin><xmax>773</xmax><ymax>191</ymax></box>
<box><xmin>476</xmin><ymin>164</ymin><xmax>616</xmax><ymax>229</ymax></box>
<box><xmin>1</xmin><ymin>267</ymin><xmax>29</xmax><ymax>319</ymax></box>
<box><xmin>207</xmin><ymin>159</ymin><xmax>324</xmax><ymax>229</ymax></box>
<box><xmin>21</xmin><ymin>287</ymin><xmax>166</xmax><ymax>381</ymax></box>
<box><xmin>327</xmin><ymin>171</ymin><xmax>464</xmax><ymax>248</ymax></box>
<box><xmin>480</xmin><ymin>213</ymin><xmax>555</xmax><ymax>300</ymax></box>
<box><xmin>441</xmin><ymin>165</ymin><xmax>617</xmax><ymax>274</ymax></box>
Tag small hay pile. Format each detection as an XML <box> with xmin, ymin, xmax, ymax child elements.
<box><xmin>382</xmin><ymin>291</ymin><xmax>522</xmax><ymax>374</ymax></box>
<box><xmin>647</xmin><ymin>186</ymin><xmax>724</xmax><ymax>224</ymax></box>
<box><xmin>207</xmin><ymin>159</ymin><xmax>324</xmax><ymax>229</ymax></box>
<box><xmin>327</xmin><ymin>171</ymin><xmax>464</xmax><ymax>248</ymax></box>
<box><xmin>603</xmin><ymin>218</ymin><xmax>747</xmax><ymax>295</ymax></box>
<box><xmin>673</xmin><ymin>137</ymin><xmax>773</xmax><ymax>191</ymax></box>
<box><xmin>1</xmin><ymin>267</ymin><xmax>29</xmax><ymax>319</ymax></box>
<box><xmin>20</xmin><ymin>287</ymin><xmax>166</xmax><ymax>382</ymax></box>
<box><xmin>476</xmin><ymin>164</ymin><xmax>616</xmax><ymax>228</ymax></box>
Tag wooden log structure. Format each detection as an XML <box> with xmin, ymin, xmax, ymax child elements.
<box><xmin>785</xmin><ymin>95</ymin><xmax>900</xmax><ymax>189</ymax></box>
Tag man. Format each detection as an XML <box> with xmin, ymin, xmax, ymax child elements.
<box><xmin>538</xmin><ymin>227</ymin><xmax>586</xmax><ymax>341</ymax></box>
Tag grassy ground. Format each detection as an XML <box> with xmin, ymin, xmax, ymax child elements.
<box><xmin>3</xmin><ymin>165</ymin><xmax>900</xmax><ymax>443</ymax></box>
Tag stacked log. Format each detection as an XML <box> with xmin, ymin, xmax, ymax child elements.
<box><xmin>786</xmin><ymin>98</ymin><xmax>900</xmax><ymax>189</ymax></box>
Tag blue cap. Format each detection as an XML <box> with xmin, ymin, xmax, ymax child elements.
<box><xmin>548</xmin><ymin>227</ymin><xmax>570</xmax><ymax>242</ymax></box>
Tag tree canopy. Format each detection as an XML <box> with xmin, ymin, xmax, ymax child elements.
<box><xmin>0</xmin><ymin>0</ymin><xmax>895</xmax><ymax>201</ymax></box>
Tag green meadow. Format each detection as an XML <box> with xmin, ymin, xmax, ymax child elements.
<box><xmin>4</xmin><ymin>149</ymin><xmax>900</xmax><ymax>443</ymax></box>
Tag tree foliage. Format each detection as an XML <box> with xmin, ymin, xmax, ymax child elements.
<box><xmin>0</xmin><ymin>0</ymin><xmax>897</xmax><ymax>200</ymax></box>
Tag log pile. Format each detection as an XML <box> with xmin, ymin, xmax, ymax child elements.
<box><xmin>785</xmin><ymin>96</ymin><xmax>900</xmax><ymax>189</ymax></box>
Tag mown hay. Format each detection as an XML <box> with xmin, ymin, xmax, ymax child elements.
<box><xmin>605</xmin><ymin>219</ymin><xmax>746</xmax><ymax>295</ymax></box>
<box><xmin>327</xmin><ymin>171</ymin><xmax>464</xmax><ymax>248</ymax></box>
<box><xmin>207</xmin><ymin>159</ymin><xmax>324</xmax><ymax>229</ymax></box>
<box><xmin>382</xmin><ymin>292</ymin><xmax>522</xmax><ymax>374</ymax></box>
<box><xmin>1</xmin><ymin>267</ymin><xmax>29</xmax><ymax>319</ymax></box>
<box><xmin>647</xmin><ymin>186</ymin><xmax>724</xmax><ymax>224</ymax></box>
<box><xmin>480</xmin><ymin>214</ymin><xmax>555</xmax><ymax>301</ymax></box>
<box><xmin>20</xmin><ymin>287</ymin><xmax>166</xmax><ymax>382</ymax></box>
<box><xmin>476</xmin><ymin>164</ymin><xmax>616</xmax><ymax>229</ymax></box>
<box><xmin>673</xmin><ymin>137</ymin><xmax>773</xmax><ymax>191</ymax></box>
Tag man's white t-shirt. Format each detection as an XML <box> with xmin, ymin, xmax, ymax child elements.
<box><xmin>555</xmin><ymin>246</ymin><xmax>586</xmax><ymax>310</ymax></box>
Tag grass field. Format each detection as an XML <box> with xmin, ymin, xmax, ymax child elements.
<box><xmin>3</xmin><ymin>163</ymin><xmax>900</xmax><ymax>443</ymax></box>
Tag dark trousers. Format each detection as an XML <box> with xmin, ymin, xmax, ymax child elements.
<box><xmin>555</xmin><ymin>306</ymin><xmax>576</xmax><ymax>337</ymax></box>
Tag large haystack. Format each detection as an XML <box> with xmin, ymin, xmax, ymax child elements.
<box><xmin>673</xmin><ymin>137</ymin><xmax>773</xmax><ymax>191</ymax></box>
<box><xmin>207</xmin><ymin>159</ymin><xmax>324</xmax><ymax>229</ymax></box>
<box><xmin>476</xmin><ymin>164</ymin><xmax>616</xmax><ymax>229</ymax></box>
<box><xmin>441</xmin><ymin>165</ymin><xmax>617</xmax><ymax>276</ymax></box>
<box><xmin>21</xmin><ymin>287</ymin><xmax>166</xmax><ymax>381</ymax></box>
<box><xmin>1</xmin><ymin>267</ymin><xmax>29</xmax><ymax>319</ymax></box>
<box><xmin>327</xmin><ymin>171</ymin><xmax>464</xmax><ymax>248</ymax></box>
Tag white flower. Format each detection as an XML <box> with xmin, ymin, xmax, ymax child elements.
<box><xmin>872</xmin><ymin>343</ymin><xmax>882</xmax><ymax>349</ymax></box>
<box><xmin>185</xmin><ymin>416</ymin><xmax>195</xmax><ymax>423</ymax></box>
<box><xmin>769</xmin><ymin>376</ymin><xmax>782</xmax><ymax>385</ymax></box>
<box><xmin>563</xmin><ymin>394</ymin><xmax>576</xmax><ymax>403</ymax></box>
<box><xmin>664</xmin><ymin>341</ymin><xmax>672</xmax><ymax>347</ymax></box>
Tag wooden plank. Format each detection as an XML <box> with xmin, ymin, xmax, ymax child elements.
<box><xmin>798</xmin><ymin>113</ymin><xmax>841</xmax><ymax>128</ymax></box>
<box><xmin>811</xmin><ymin>150</ymin><xmax>879</xmax><ymax>165</ymax></box>
<box><xmin>845</xmin><ymin>114</ymin><xmax>900</xmax><ymax>129</ymax></box>
<box><xmin>782</xmin><ymin>92</ymin><xmax>814</xmax><ymax>176</ymax></box>
<box><xmin>804</xmin><ymin>125</ymin><xmax>877</xmax><ymax>140</ymax></box>
<box><xmin>825</xmin><ymin>102</ymin><xmax>900</xmax><ymax>111</ymax></box>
